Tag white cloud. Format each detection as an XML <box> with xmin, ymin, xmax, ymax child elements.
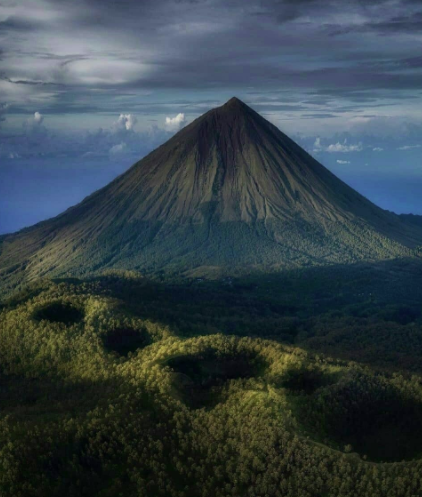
<box><xmin>165</xmin><ymin>113</ymin><xmax>186</xmax><ymax>130</ymax></box>
<box><xmin>109</xmin><ymin>142</ymin><xmax>128</xmax><ymax>154</ymax></box>
<box><xmin>313</xmin><ymin>137</ymin><xmax>362</xmax><ymax>153</ymax></box>
<box><xmin>326</xmin><ymin>140</ymin><xmax>362</xmax><ymax>153</ymax></box>
<box><xmin>33</xmin><ymin>111</ymin><xmax>44</xmax><ymax>125</ymax></box>
<box><xmin>372</xmin><ymin>147</ymin><xmax>383</xmax><ymax>152</ymax></box>
<box><xmin>8</xmin><ymin>152</ymin><xmax>20</xmax><ymax>159</ymax></box>
<box><xmin>23</xmin><ymin>111</ymin><xmax>47</xmax><ymax>134</ymax></box>
<box><xmin>115</xmin><ymin>114</ymin><xmax>137</xmax><ymax>131</ymax></box>
<box><xmin>313</xmin><ymin>137</ymin><xmax>322</xmax><ymax>152</ymax></box>
<box><xmin>397</xmin><ymin>144</ymin><xmax>421</xmax><ymax>150</ymax></box>
<box><xmin>336</xmin><ymin>160</ymin><xmax>350</xmax><ymax>164</ymax></box>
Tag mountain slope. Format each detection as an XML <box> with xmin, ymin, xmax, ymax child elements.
<box><xmin>1</xmin><ymin>97</ymin><xmax>422</xmax><ymax>291</ymax></box>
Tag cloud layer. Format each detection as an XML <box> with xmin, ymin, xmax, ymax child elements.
<box><xmin>1</xmin><ymin>0</ymin><xmax>421</xmax><ymax>132</ymax></box>
<box><xmin>0</xmin><ymin>111</ymin><xmax>174</xmax><ymax>161</ymax></box>
<box><xmin>1</xmin><ymin>0</ymin><xmax>422</xmax><ymax>192</ymax></box>
<box><xmin>314</xmin><ymin>138</ymin><xmax>363</xmax><ymax>153</ymax></box>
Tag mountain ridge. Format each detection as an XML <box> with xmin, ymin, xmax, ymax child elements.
<box><xmin>1</xmin><ymin>97</ymin><xmax>422</xmax><ymax>292</ymax></box>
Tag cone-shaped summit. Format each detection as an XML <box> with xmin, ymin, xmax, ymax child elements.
<box><xmin>1</xmin><ymin>98</ymin><xmax>421</xmax><ymax>289</ymax></box>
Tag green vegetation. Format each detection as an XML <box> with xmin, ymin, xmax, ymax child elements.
<box><xmin>1</xmin><ymin>266</ymin><xmax>422</xmax><ymax>496</ymax></box>
<box><xmin>292</xmin><ymin>370</ymin><xmax>422</xmax><ymax>462</ymax></box>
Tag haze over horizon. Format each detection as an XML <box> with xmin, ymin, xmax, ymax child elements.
<box><xmin>1</xmin><ymin>0</ymin><xmax>422</xmax><ymax>233</ymax></box>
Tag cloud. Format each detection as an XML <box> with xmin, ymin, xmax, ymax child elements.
<box><xmin>109</xmin><ymin>142</ymin><xmax>128</xmax><ymax>154</ymax></box>
<box><xmin>0</xmin><ymin>103</ymin><xmax>10</xmax><ymax>125</ymax></box>
<box><xmin>326</xmin><ymin>140</ymin><xmax>363</xmax><ymax>153</ymax></box>
<box><xmin>336</xmin><ymin>159</ymin><xmax>351</xmax><ymax>164</ymax></box>
<box><xmin>0</xmin><ymin>8</ymin><xmax>420</xmax><ymax>116</ymax></box>
<box><xmin>33</xmin><ymin>111</ymin><xmax>44</xmax><ymax>125</ymax></box>
<box><xmin>165</xmin><ymin>113</ymin><xmax>186</xmax><ymax>130</ymax></box>
<box><xmin>313</xmin><ymin>137</ymin><xmax>322</xmax><ymax>151</ymax></box>
<box><xmin>364</xmin><ymin>11</ymin><xmax>422</xmax><ymax>35</ymax></box>
<box><xmin>313</xmin><ymin>137</ymin><xmax>363</xmax><ymax>153</ymax></box>
<box><xmin>397</xmin><ymin>144</ymin><xmax>421</xmax><ymax>150</ymax></box>
<box><xmin>0</xmin><ymin>110</ymin><xmax>176</xmax><ymax>161</ymax></box>
<box><xmin>373</xmin><ymin>147</ymin><xmax>383</xmax><ymax>151</ymax></box>
<box><xmin>115</xmin><ymin>114</ymin><xmax>137</xmax><ymax>132</ymax></box>
<box><xmin>1</xmin><ymin>0</ymin><xmax>422</xmax><ymax>152</ymax></box>
<box><xmin>23</xmin><ymin>111</ymin><xmax>47</xmax><ymax>135</ymax></box>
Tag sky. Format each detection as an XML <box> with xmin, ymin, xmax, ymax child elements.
<box><xmin>1</xmin><ymin>0</ymin><xmax>422</xmax><ymax>234</ymax></box>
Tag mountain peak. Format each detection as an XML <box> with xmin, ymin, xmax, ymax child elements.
<box><xmin>1</xmin><ymin>97</ymin><xmax>421</xmax><ymax>290</ymax></box>
<box><xmin>223</xmin><ymin>96</ymin><xmax>246</xmax><ymax>108</ymax></box>
<box><xmin>218</xmin><ymin>97</ymin><xmax>250</xmax><ymax>115</ymax></box>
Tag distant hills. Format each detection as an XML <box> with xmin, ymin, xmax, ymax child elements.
<box><xmin>1</xmin><ymin>97</ymin><xmax>422</xmax><ymax>292</ymax></box>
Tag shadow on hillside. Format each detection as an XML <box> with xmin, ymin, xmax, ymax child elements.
<box><xmin>67</xmin><ymin>256</ymin><xmax>422</xmax><ymax>373</ymax></box>
<box><xmin>4</xmin><ymin>256</ymin><xmax>422</xmax><ymax>373</ymax></box>
<box><xmin>88</xmin><ymin>256</ymin><xmax>422</xmax><ymax>323</ymax></box>
<box><xmin>167</xmin><ymin>348</ymin><xmax>267</xmax><ymax>409</ymax></box>
<box><xmin>0</xmin><ymin>370</ymin><xmax>137</xmax><ymax>421</ymax></box>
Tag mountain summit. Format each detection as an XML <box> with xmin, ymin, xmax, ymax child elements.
<box><xmin>1</xmin><ymin>98</ymin><xmax>421</xmax><ymax>289</ymax></box>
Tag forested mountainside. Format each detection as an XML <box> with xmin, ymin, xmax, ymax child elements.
<box><xmin>2</xmin><ymin>98</ymin><xmax>422</xmax><ymax>295</ymax></box>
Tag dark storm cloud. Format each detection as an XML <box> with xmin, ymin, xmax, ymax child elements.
<box><xmin>0</xmin><ymin>16</ymin><xmax>41</xmax><ymax>32</ymax></box>
<box><xmin>0</xmin><ymin>0</ymin><xmax>421</xmax><ymax>139</ymax></box>
<box><xmin>360</xmin><ymin>11</ymin><xmax>422</xmax><ymax>34</ymax></box>
<box><xmin>327</xmin><ymin>11</ymin><xmax>422</xmax><ymax>37</ymax></box>
<box><xmin>251</xmin><ymin>0</ymin><xmax>323</xmax><ymax>23</ymax></box>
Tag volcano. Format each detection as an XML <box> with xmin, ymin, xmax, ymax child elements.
<box><xmin>1</xmin><ymin>97</ymin><xmax>421</xmax><ymax>290</ymax></box>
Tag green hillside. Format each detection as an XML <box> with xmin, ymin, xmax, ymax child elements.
<box><xmin>2</xmin><ymin>264</ymin><xmax>422</xmax><ymax>496</ymax></box>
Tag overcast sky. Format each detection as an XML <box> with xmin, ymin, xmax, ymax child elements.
<box><xmin>1</xmin><ymin>0</ymin><xmax>422</xmax><ymax>233</ymax></box>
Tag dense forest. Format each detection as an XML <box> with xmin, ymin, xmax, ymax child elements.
<box><xmin>1</xmin><ymin>260</ymin><xmax>422</xmax><ymax>496</ymax></box>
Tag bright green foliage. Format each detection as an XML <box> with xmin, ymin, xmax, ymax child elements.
<box><xmin>1</xmin><ymin>272</ymin><xmax>422</xmax><ymax>496</ymax></box>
